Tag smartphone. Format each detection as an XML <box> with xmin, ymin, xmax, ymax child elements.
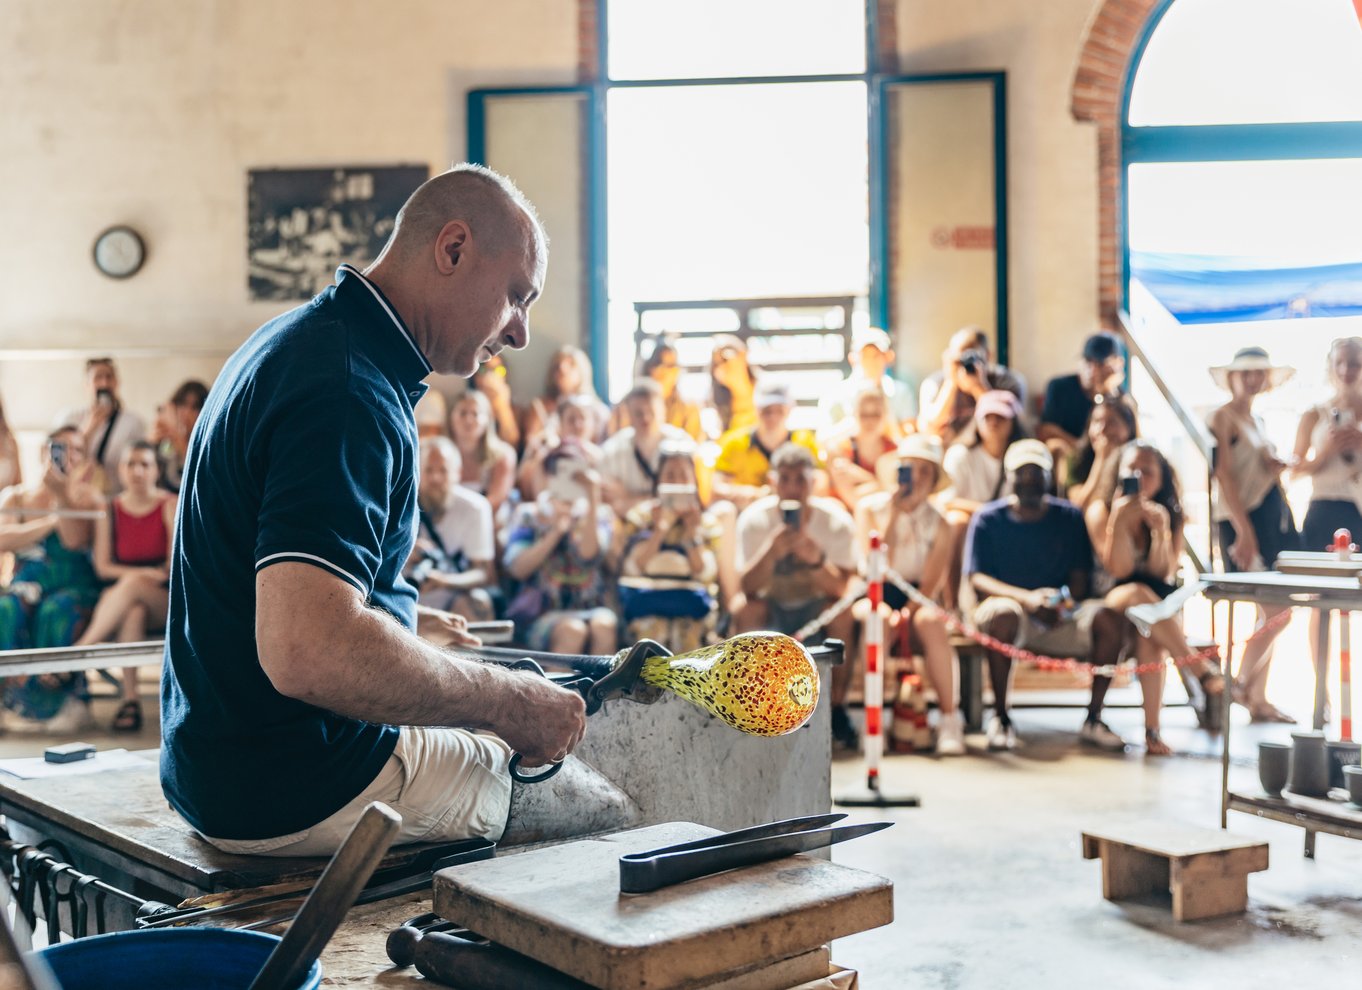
<box><xmin>49</xmin><ymin>441</ymin><xmax>68</xmax><ymax>474</ymax></box>
<box><xmin>658</xmin><ymin>483</ymin><xmax>698</xmax><ymax>512</ymax></box>
<box><xmin>780</xmin><ymin>499</ymin><xmax>801</xmax><ymax>528</ymax></box>
<box><xmin>546</xmin><ymin>458</ymin><xmax>588</xmax><ymax>504</ymax></box>
<box><xmin>1120</xmin><ymin>473</ymin><xmax>1141</xmax><ymax>497</ymax></box>
<box><xmin>96</xmin><ymin>388</ymin><xmax>114</xmax><ymax>409</ymax></box>
<box><xmin>896</xmin><ymin>463</ymin><xmax>915</xmax><ymax>491</ymax></box>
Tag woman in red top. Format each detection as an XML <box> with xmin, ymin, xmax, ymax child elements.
<box><xmin>827</xmin><ymin>386</ymin><xmax>899</xmax><ymax>510</ymax></box>
<box><xmin>73</xmin><ymin>441</ymin><xmax>177</xmax><ymax>732</ymax></box>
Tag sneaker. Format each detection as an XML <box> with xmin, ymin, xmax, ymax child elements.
<box><xmin>985</xmin><ymin>714</ymin><xmax>1016</xmax><ymax>752</ymax></box>
<box><xmin>831</xmin><ymin>706</ymin><xmax>861</xmax><ymax>752</ymax></box>
<box><xmin>2</xmin><ymin>696</ymin><xmax>94</xmax><ymax>735</ymax></box>
<box><xmin>1079</xmin><ymin>718</ymin><xmax>1127</xmax><ymax>752</ymax></box>
<box><xmin>936</xmin><ymin>712</ymin><xmax>966</xmax><ymax>756</ymax></box>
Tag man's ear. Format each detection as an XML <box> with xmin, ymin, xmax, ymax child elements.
<box><xmin>434</xmin><ymin>220</ymin><xmax>471</xmax><ymax>275</ymax></box>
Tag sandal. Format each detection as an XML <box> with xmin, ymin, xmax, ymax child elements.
<box><xmin>112</xmin><ymin>699</ymin><xmax>143</xmax><ymax>733</ymax></box>
<box><xmin>1144</xmin><ymin>729</ymin><xmax>1173</xmax><ymax>757</ymax></box>
<box><xmin>1194</xmin><ymin>667</ymin><xmax>1226</xmax><ymax>732</ymax></box>
<box><xmin>1248</xmin><ymin>704</ymin><xmax>1297</xmax><ymax>725</ymax></box>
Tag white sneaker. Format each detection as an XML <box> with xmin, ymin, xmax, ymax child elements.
<box><xmin>986</xmin><ymin>714</ymin><xmax>1016</xmax><ymax>751</ymax></box>
<box><xmin>1079</xmin><ymin>718</ymin><xmax>1127</xmax><ymax>752</ymax></box>
<box><xmin>936</xmin><ymin>712</ymin><xmax>966</xmax><ymax>756</ymax></box>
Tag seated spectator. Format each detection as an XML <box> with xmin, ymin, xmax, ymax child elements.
<box><xmin>470</xmin><ymin>352</ymin><xmax>526</xmax><ymax>451</ymax></box>
<box><xmin>0</xmin><ymin>428</ymin><xmax>103</xmax><ymax>733</ymax></box>
<box><xmin>614</xmin><ymin>441</ymin><xmax>722</xmax><ymax>653</ymax></box>
<box><xmin>943</xmin><ymin>390</ymin><xmax>1026</xmax><ymax>515</ymax></box>
<box><xmin>1066</xmin><ymin>395</ymin><xmax>1138</xmax><ymax>511</ymax></box>
<box><xmin>0</xmin><ymin>395</ymin><xmax>20</xmax><ymax>491</ymax></box>
<box><xmin>965</xmin><ymin>440</ymin><xmax>1129</xmax><ymax>752</ymax></box>
<box><xmin>151</xmin><ymin>379</ymin><xmax>209</xmax><ymax>493</ymax></box>
<box><xmin>611</xmin><ymin>338</ymin><xmax>704</xmax><ymax>441</ymax></box>
<box><xmin>517</xmin><ymin>394</ymin><xmax>602</xmax><ymax>502</ymax></box>
<box><xmin>599</xmin><ymin>379</ymin><xmax>693</xmax><ymax>518</ymax></box>
<box><xmin>827</xmin><ymin>386</ymin><xmax>898</xmax><ymax>511</ymax></box>
<box><xmin>708</xmin><ymin>334</ymin><xmax>758</xmax><ymax>439</ymax></box>
<box><xmin>818</xmin><ymin>327</ymin><xmax>915</xmax><ymax>439</ymax></box>
<box><xmin>736</xmin><ymin>444</ymin><xmax>858</xmax><ymax>750</ymax></box>
<box><xmin>409</xmin><ymin>437</ymin><xmax>496</xmax><ymax>623</ymax></box>
<box><xmin>1038</xmin><ymin>331</ymin><xmax>1128</xmax><ymax>464</ymax></box>
<box><xmin>71</xmin><ymin>441</ymin><xmax>176</xmax><ymax>733</ymax></box>
<box><xmin>413</xmin><ymin>389</ymin><xmax>449</xmax><ymax>440</ymax></box>
<box><xmin>713</xmin><ymin>381</ymin><xmax>823</xmax><ymax>511</ymax></box>
<box><xmin>1088</xmin><ymin>441</ymin><xmax>1225</xmax><ymax>753</ymax></box>
<box><xmin>853</xmin><ymin>434</ymin><xmax>964</xmax><ymax>755</ymax></box>
<box><xmin>919</xmin><ymin>327</ymin><xmax>1026</xmax><ymax>444</ymax></box>
<box><xmin>449</xmin><ymin>390</ymin><xmax>517</xmax><ymax>517</ymax></box>
<box><xmin>523</xmin><ymin>345</ymin><xmax>610</xmax><ymax>448</ymax></box>
<box><xmin>58</xmin><ymin>357</ymin><xmax>146</xmax><ymax>495</ymax></box>
<box><xmin>503</xmin><ymin>442</ymin><xmax>616</xmax><ymax>654</ymax></box>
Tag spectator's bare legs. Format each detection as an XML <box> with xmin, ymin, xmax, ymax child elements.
<box><xmin>73</xmin><ymin>572</ymin><xmax>168</xmax><ymax>649</ymax></box>
<box><xmin>116</xmin><ymin>603</ymin><xmax>148</xmax><ymax>707</ymax></box>
<box><xmin>910</xmin><ymin>604</ymin><xmax>958</xmax><ymax>715</ymax></box>
<box><xmin>1233</xmin><ymin>604</ymin><xmax>1292</xmax><ymax>721</ymax></box>
<box><xmin>1105</xmin><ymin>582</ymin><xmax>1223</xmax><ymax>715</ymax></box>
<box><xmin>735</xmin><ymin>599</ymin><xmax>768</xmax><ymax>634</ymax></box>
<box><xmin>943</xmin><ymin>515</ymin><xmax>971</xmax><ymax>612</ymax></box>
<box><xmin>588</xmin><ymin>612</ymin><xmax>617</xmax><ymax>655</ymax></box>
<box><xmin>977</xmin><ymin>608</ymin><xmax>1018</xmax><ymax>725</ymax></box>
<box><xmin>1133</xmin><ymin>634</ymin><xmax>1171</xmax><ymax>755</ymax></box>
<box><xmin>549</xmin><ymin>618</ymin><xmax>590</xmax><ymax>656</ymax></box>
<box><xmin>1085</xmin><ymin>607</ymin><xmax>1125</xmax><ymax>724</ymax></box>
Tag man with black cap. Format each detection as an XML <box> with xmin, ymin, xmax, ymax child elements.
<box><xmin>1038</xmin><ymin>331</ymin><xmax>1128</xmax><ymax>460</ymax></box>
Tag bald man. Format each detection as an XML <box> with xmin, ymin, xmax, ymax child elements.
<box><xmin>161</xmin><ymin>165</ymin><xmax>623</xmax><ymax>857</ymax></box>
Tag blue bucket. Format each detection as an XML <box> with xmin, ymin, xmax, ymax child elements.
<box><xmin>35</xmin><ymin>928</ymin><xmax>322</xmax><ymax>990</ymax></box>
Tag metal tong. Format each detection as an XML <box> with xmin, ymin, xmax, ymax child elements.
<box><xmin>618</xmin><ymin>813</ymin><xmax>891</xmax><ymax>894</ymax></box>
<box><xmin>476</xmin><ymin>638</ymin><xmax>846</xmax><ymax>785</ymax></box>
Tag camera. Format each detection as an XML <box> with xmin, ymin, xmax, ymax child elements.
<box><xmin>896</xmin><ymin>463</ymin><xmax>915</xmax><ymax>491</ymax></box>
<box><xmin>959</xmin><ymin>349</ymin><xmax>987</xmax><ymax>376</ymax></box>
<box><xmin>658</xmin><ymin>483</ymin><xmax>698</xmax><ymax>513</ymax></box>
<box><xmin>1120</xmin><ymin>472</ymin><xmax>1141</xmax><ymax>497</ymax></box>
<box><xmin>780</xmin><ymin>499</ymin><xmax>802</xmax><ymax>528</ymax></box>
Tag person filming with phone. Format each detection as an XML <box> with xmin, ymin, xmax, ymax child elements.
<box><xmin>735</xmin><ymin>443</ymin><xmax>858</xmax><ymax>751</ymax></box>
<box><xmin>58</xmin><ymin>357</ymin><xmax>146</xmax><ymax>496</ymax></box>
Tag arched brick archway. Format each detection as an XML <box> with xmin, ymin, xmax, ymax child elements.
<box><xmin>1071</xmin><ymin>0</ymin><xmax>1166</xmax><ymax>326</ymax></box>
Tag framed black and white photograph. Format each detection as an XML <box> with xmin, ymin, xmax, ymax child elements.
<box><xmin>246</xmin><ymin>164</ymin><xmax>429</xmax><ymax>301</ymax></box>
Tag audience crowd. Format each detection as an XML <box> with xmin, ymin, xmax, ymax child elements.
<box><xmin>2</xmin><ymin>332</ymin><xmax>1356</xmax><ymax>760</ymax></box>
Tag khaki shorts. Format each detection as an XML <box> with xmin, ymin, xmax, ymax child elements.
<box><xmin>202</xmin><ymin>726</ymin><xmax>513</xmax><ymax>858</ymax></box>
<box><xmin>972</xmin><ymin>597</ymin><xmax>1105</xmax><ymax>660</ymax></box>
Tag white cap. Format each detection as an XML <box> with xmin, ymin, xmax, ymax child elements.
<box><xmin>1003</xmin><ymin>438</ymin><xmax>1054</xmax><ymax>474</ymax></box>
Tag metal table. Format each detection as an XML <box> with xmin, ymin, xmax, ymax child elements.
<box><xmin>1200</xmin><ymin>571</ymin><xmax>1362</xmax><ymax>831</ymax></box>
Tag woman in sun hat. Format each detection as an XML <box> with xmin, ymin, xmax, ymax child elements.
<box><xmin>1206</xmin><ymin>346</ymin><xmax>1300</xmax><ymax>723</ymax></box>
<box><xmin>852</xmin><ymin>433</ymin><xmax>965</xmax><ymax>755</ymax></box>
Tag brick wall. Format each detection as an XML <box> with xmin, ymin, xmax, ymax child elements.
<box><xmin>1071</xmin><ymin>0</ymin><xmax>1163</xmax><ymax>326</ymax></box>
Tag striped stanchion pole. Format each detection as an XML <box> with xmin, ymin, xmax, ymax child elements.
<box><xmin>836</xmin><ymin>532</ymin><xmax>918</xmax><ymax>808</ymax></box>
<box><xmin>1335</xmin><ymin>529</ymin><xmax>1354</xmax><ymax>742</ymax></box>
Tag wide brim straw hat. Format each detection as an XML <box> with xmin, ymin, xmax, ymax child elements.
<box><xmin>895</xmin><ymin>433</ymin><xmax>949</xmax><ymax>492</ymax></box>
<box><xmin>1210</xmin><ymin>347</ymin><xmax>1295</xmax><ymax>391</ymax></box>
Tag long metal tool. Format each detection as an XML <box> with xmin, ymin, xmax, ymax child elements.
<box><xmin>247</xmin><ymin>802</ymin><xmax>401</xmax><ymax>990</ymax></box>
<box><xmin>618</xmin><ymin>813</ymin><xmax>892</xmax><ymax>894</ymax></box>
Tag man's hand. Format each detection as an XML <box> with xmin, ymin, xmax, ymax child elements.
<box><xmin>1022</xmin><ymin>588</ymin><xmax>1060</xmax><ymax>626</ymax></box>
<box><xmin>790</xmin><ymin>532</ymin><xmax>824</xmax><ymax>567</ymax></box>
<box><xmin>498</xmin><ymin>673</ymin><xmax>588</xmax><ymax>767</ymax></box>
<box><xmin>416</xmin><ymin>606</ymin><xmax>482</xmax><ymax>648</ymax></box>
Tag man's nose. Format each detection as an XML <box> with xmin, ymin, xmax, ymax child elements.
<box><xmin>502</xmin><ymin>316</ymin><xmax>529</xmax><ymax>351</ymax></box>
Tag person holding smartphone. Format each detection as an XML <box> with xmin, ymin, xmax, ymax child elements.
<box><xmin>599</xmin><ymin>379</ymin><xmax>693</xmax><ymax>519</ymax></box>
<box><xmin>736</xmin><ymin>443</ymin><xmax>858</xmax><ymax>750</ymax></box>
<box><xmin>854</xmin><ymin>435</ymin><xmax>964</xmax><ymax>755</ymax></box>
<box><xmin>57</xmin><ymin>357</ymin><xmax>146</xmax><ymax>496</ymax></box>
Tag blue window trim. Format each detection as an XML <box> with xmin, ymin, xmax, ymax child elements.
<box><xmin>468</xmin><ymin>1</ymin><xmax>1011</xmax><ymax>392</ymax></box>
<box><xmin>1120</xmin><ymin>0</ymin><xmax>1362</xmax><ymax>313</ymax></box>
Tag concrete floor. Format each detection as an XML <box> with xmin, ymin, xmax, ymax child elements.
<box><xmin>828</xmin><ymin>701</ymin><xmax>1362</xmax><ymax>989</ymax></box>
<box><xmin>8</xmin><ymin>672</ymin><xmax>1362</xmax><ymax>989</ymax></box>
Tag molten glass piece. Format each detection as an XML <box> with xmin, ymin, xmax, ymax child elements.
<box><xmin>637</xmin><ymin>632</ymin><xmax>820</xmax><ymax>736</ymax></box>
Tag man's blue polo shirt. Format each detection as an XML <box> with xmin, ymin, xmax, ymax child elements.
<box><xmin>160</xmin><ymin>265</ymin><xmax>430</xmax><ymax>840</ymax></box>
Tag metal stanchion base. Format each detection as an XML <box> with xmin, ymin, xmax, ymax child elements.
<box><xmin>834</xmin><ymin>780</ymin><xmax>920</xmax><ymax>809</ymax></box>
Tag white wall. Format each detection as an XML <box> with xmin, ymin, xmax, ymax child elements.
<box><xmin>896</xmin><ymin>0</ymin><xmax>1104</xmax><ymax>394</ymax></box>
<box><xmin>0</xmin><ymin>0</ymin><xmax>578</xmax><ymax>445</ymax></box>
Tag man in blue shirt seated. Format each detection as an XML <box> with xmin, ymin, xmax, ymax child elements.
<box><xmin>160</xmin><ymin>165</ymin><xmax>626</xmax><ymax>858</ymax></box>
<box><xmin>963</xmin><ymin>439</ymin><xmax>1130</xmax><ymax>753</ymax></box>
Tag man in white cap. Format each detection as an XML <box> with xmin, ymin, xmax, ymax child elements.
<box><xmin>818</xmin><ymin>327</ymin><xmax>915</xmax><ymax>440</ymax></box>
<box><xmin>963</xmin><ymin>439</ymin><xmax>1129</xmax><ymax>752</ymax></box>
<box><xmin>712</xmin><ymin>380</ymin><xmax>823</xmax><ymax>510</ymax></box>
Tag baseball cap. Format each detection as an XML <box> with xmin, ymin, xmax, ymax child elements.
<box><xmin>974</xmin><ymin>390</ymin><xmax>1021</xmax><ymax>422</ymax></box>
<box><xmin>1003</xmin><ymin>438</ymin><xmax>1054</xmax><ymax>474</ymax></box>
<box><xmin>852</xmin><ymin>327</ymin><xmax>892</xmax><ymax>353</ymax></box>
<box><xmin>754</xmin><ymin>381</ymin><xmax>793</xmax><ymax>410</ymax></box>
<box><xmin>1082</xmin><ymin>331</ymin><xmax>1123</xmax><ymax>362</ymax></box>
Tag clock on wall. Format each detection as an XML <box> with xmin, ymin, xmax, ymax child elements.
<box><xmin>92</xmin><ymin>225</ymin><xmax>146</xmax><ymax>279</ymax></box>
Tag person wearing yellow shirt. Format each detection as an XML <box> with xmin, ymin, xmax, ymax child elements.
<box><xmin>712</xmin><ymin>381</ymin><xmax>823</xmax><ymax>511</ymax></box>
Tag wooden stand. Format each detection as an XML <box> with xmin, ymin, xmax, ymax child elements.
<box><xmin>1081</xmin><ymin>821</ymin><xmax>1268</xmax><ymax>922</ymax></box>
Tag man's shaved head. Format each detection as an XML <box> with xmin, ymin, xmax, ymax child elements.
<box><xmin>388</xmin><ymin>164</ymin><xmax>545</xmax><ymax>261</ymax></box>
